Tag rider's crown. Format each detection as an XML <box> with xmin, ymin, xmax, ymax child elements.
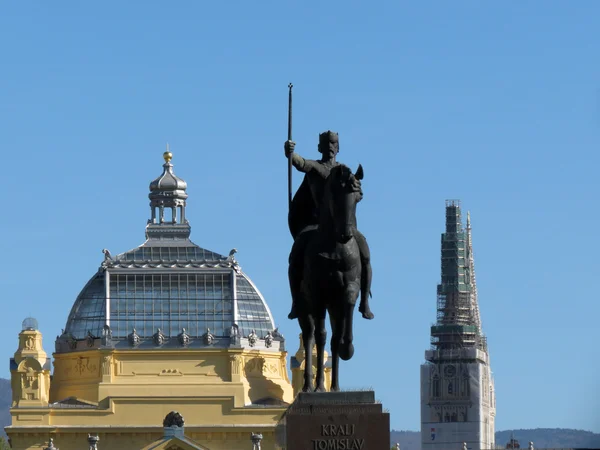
<box><xmin>319</xmin><ymin>130</ymin><xmax>339</xmax><ymax>149</ymax></box>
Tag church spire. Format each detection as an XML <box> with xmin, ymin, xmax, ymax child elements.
<box><xmin>430</xmin><ymin>200</ymin><xmax>486</xmax><ymax>352</ymax></box>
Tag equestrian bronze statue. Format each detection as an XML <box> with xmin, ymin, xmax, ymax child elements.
<box><xmin>285</xmin><ymin>130</ymin><xmax>373</xmax><ymax>393</ymax></box>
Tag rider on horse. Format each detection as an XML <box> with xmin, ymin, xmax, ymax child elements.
<box><xmin>285</xmin><ymin>131</ymin><xmax>374</xmax><ymax>321</ymax></box>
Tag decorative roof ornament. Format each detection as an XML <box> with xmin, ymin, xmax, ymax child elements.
<box><xmin>248</xmin><ymin>329</ymin><xmax>258</xmax><ymax>347</ymax></box>
<box><xmin>67</xmin><ymin>333</ymin><xmax>77</xmax><ymax>350</ymax></box>
<box><xmin>22</xmin><ymin>317</ymin><xmax>39</xmax><ymax>331</ymax></box>
<box><xmin>202</xmin><ymin>328</ymin><xmax>214</xmax><ymax>346</ymax></box>
<box><xmin>87</xmin><ymin>434</ymin><xmax>99</xmax><ymax>450</ymax></box>
<box><xmin>128</xmin><ymin>328</ymin><xmax>140</xmax><ymax>347</ymax></box>
<box><xmin>227</xmin><ymin>248</ymin><xmax>243</xmax><ymax>273</ymax></box>
<box><xmin>272</xmin><ymin>328</ymin><xmax>284</xmax><ymax>340</ymax></box>
<box><xmin>101</xmin><ymin>325</ymin><xmax>113</xmax><ymax>347</ymax></box>
<box><xmin>164</xmin><ymin>143</ymin><xmax>172</xmax><ymax>163</ymax></box>
<box><xmin>163</xmin><ymin>411</ymin><xmax>185</xmax><ymax>428</ymax></box>
<box><xmin>250</xmin><ymin>432</ymin><xmax>263</xmax><ymax>450</ymax></box>
<box><xmin>86</xmin><ymin>331</ymin><xmax>95</xmax><ymax>348</ymax></box>
<box><xmin>44</xmin><ymin>437</ymin><xmax>58</xmax><ymax>450</ymax></box>
<box><xmin>178</xmin><ymin>328</ymin><xmax>190</xmax><ymax>347</ymax></box>
<box><xmin>101</xmin><ymin>249</ymin><xmax>113</xmax><ymax>269</ymax></box>
<box><xmin>264</xmin><ymin>331</ymin><xmax>273</xmax><ymax>348</ymax></box>
<box><xmin>227</xmin><ymin>248</ymin><xmax>237</xmax><ymax>262</ymax></box>
<box><xmin>230</xmin><ymin>324</ymin><xmax>240</xmax><ymax>346</ymax></box>
<box><xmin>153</xmin><ymin>328</ymin><xmax>166</xmax><ymax>346</ymax></box>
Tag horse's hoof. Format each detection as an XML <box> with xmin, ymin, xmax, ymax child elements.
<box><xmin>301</xmin><ymin>385</ymin><xmax>311</xmax><ymax>393</ymax></box>
<box><xmin>330</xmin><ymin>385</ymin><xmax>340</xmax><ymax>392</ymax></box>
<box><xmin>359</xmin><ymin>304</ymin><xmax>374</xmax><ymax>320</ymax></box>
<box><xmin>288</xmin><ymin>311</ymin><xmax>298</xmax><ymax>320</ymax></box>
<box><xmin>314</xmin><ymin>385</ymin><xmax>326</xmax><ymax>393</ymax></box>
<box><xmin>339</xmin><ymin>342</ymin><xmax>354</xmax><ymax>361</ymax></box>
<box><xmin>362</xmin><ymin>310</ymin><xmax>374</xmax><ymax>320</ymax></box>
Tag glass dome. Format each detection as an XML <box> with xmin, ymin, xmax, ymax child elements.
<box><xmin>22</xmin><ymin>317</ymin><xmax>39</xmax><ymax>331</ymax></box>
<box><xmin>64</xmin><ymin>242</ymin><xmax>275</xmax><ymax>341</ymax></box>
<box><xmin>62</xmin><ymin>153</ymin><xmax>277</xmax><ymax>348</ymax></box>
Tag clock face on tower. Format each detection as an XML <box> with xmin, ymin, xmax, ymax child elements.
<box><xmin>444</xmin><ymin>365</ymin><xmax>456</xmax><ymax>377</ymax></box>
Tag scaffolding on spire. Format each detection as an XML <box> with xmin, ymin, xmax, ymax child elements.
<box><xmin>466</xmin><ymin>211</ymin><xmax>482</xmax><ymax>335</ymax></box>
<box><xmin>430</xmin><ymin>201</ymin><xmax>487</xmax><ymax>353</ymax></box>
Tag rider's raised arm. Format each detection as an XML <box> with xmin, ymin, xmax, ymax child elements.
<box><xmin>285</xmin><ymin>141</ymin><xmax>323</xmax><ymax>175</ymax></box>
<box><xmin>291</xmin><ymin>153</ymin><xmax>322</xmax><ymax>174</ymax></box>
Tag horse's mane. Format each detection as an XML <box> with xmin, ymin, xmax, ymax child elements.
<box><xmin>328</xmin><ymin>164</ymin><xmax>353</xmax><ymax>182</ymax></box>
<box><xmin>326</xmin><ymin>164</ymin><xmax>363</xmax><ymax>194</ymax></box>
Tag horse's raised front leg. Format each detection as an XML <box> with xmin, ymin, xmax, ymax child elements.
<box><xmin>314</xmin><ymin>308</ymin><xmax>327</xmax><ymax>392</ymax></box>
<box><xmin>299</xmin><ymin>316</ymin><xmax>315</xmax><ymax>393</ymax></box>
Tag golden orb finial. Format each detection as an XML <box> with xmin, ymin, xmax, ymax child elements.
<box><xmin>163</xmin><ymin>143</ymin><xmax>172</xmax><ymax>163</ymax></box>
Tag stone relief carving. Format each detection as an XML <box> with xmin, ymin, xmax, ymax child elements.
<box><xmin>244</xmin><ymin>357</ymin><xmax>266</xmax><ymax>376</ymax></box>
<box><xmin>75</xmin><ymin>357</ymin><xmax>98</xmax><ymax>376</ymax></box>
<box><xmin>21</xmin><ymin>366</ymin><xmax>39</xmax><ymax>399</ymax></box>
<box><xmin>229</xmin><ymin>355</ymin><xmax>242</xmax><ymax>375</ymax></box>
<box><xmin>25</xmin><ymin>336</ymin><xmax>35</xmax><ymax>350</ymax></box>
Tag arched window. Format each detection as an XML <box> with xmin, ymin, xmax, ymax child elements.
<box><xmin>448</xmin><ymin>381</ymin><xmax>453</xmax><ymax>395</ymax></box>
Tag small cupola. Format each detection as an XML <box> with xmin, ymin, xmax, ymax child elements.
<box><xmin>146</xmin><ymin>147</ymin><xmax>191</xmax><ymax>241</ymax></box>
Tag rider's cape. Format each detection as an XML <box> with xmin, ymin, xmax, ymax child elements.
<box><xmin>288</xmin><ymin>175</ymin><xmax>317</xmax><ymax>240</ymax></box>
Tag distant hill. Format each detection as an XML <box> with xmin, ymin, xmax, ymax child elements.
<box><xmin>0</xmin><ymin>379</ymin><xmax>597</xmax><ymax>448</ymax></box>
<box><xmin>391</xmin><ymin>429</ymin><xmax>600</xmax><ymax>450</ymax></box>
<box><xmin>495</xmin><ymin>429</ymin><xmax>600</xmax><ymax>449</ymax></box>
<box><xmin>0</xmin><ymin>379</ymin><xmax>10</xmax><ymax>437</ymax></box>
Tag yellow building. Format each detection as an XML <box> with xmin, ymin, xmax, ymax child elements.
<box><xmin>6</xmin><ymin>152</ymin><xmax>296</xmax><ymax>450</ymax></box>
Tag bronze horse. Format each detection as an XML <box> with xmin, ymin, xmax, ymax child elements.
<box><xmin>296</xmin><ymin>164</ymin><xmax>367</xmax><ymax>392</ymax></box>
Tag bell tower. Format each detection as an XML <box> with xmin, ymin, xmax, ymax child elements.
<box><xmin>420</xmin><ymin>201</ymin><xmax>496</xmax><ymax>450</ymax></box>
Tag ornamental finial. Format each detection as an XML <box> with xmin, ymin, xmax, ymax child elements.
<box><xmin>163</xmin><ymin>143</ymin><xmax>173</xmax><ymax>163</ymax></box>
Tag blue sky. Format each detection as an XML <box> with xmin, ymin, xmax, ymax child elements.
<box><xmin>1</xmin><ymin>1</ymin><xmax>599</xmax><ymax>433</ymax></box>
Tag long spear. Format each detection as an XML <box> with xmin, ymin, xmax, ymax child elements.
<box><xmin>287</xmin><ymin>83</ymin><xmax>293</xmax><ymax>210</ymax></box>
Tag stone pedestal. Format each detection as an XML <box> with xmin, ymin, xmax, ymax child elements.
<box><xmin>280</xmin><ymin>391</ymin><xmax>390</xmax><ymax>450</ymax></box>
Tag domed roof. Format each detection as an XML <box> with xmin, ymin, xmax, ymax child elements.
<box><xmin>59</xmin><ymin>152</ymin><xmax>281</xmax><ymax>353</ymax></box>
<box><xmin>149</xmin><ymin>150</ymin><xmax>188</xmax><ymax>194</ymax></box>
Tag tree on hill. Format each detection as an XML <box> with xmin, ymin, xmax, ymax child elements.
<box><xmin>0</xmin><ymin>437</ymin><xmax>10</xmax><ymax>450</ymax></box>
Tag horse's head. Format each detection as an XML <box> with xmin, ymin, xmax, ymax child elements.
<box><xmin>324</xmin><ymin>164</ymin><xmax>364</xmax><ymax>243</ymax></box>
